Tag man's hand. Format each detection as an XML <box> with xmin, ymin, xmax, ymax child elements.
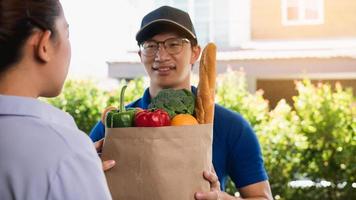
<box><xmin>194</xmin><ymin>167</ymin><xmax>273</xmax><ymax>200</ymax></box>
<box><xmin>94</xmin><ymin>139</ymin><xmax>116</xmax><ymax>171</ymax></box>
<box><xmin>195</xmin><ymin>167</ymin><xmax>221</xmax><ymax>200</ymax></box>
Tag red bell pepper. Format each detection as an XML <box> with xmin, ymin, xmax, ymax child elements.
<box><xmin>134</xmin><ymin>109</ymin><xmax>170</xmax><ymax>127</ymax></box>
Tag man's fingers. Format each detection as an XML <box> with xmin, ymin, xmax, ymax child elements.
<box><xmin>203</xmin><ymin>170</ymin><xmax>218</xmax><ymax>182</ymax></box>
<box><xmin>102</xmin><ymin>160</ymin><xmax>116</xmax><ymax>171</ymax></box>
<box><xmin>203</xmin><ymin>170</ymin><xmax>220</xmax><ymax>190</ymax></box>
<box><xmin>195</xmin><ymin>191</ymin><xmax>220</xmax><ymax>200</ymax></box>
<box><xmin>94</xmin><ymin>139</ymin><xmax>104</xmax><ymax>151</ymax></box>
<box><xmin>211</xmin><ymin>165</ymin><xmax>217</xmax><ymax>175</ymax></box>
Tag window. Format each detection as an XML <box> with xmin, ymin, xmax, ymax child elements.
<box><xmin>282</xmin><ymin>0</ymin><xmax>324</xmax><ymax>25</ymax></box>
<box><xmin>194</xmin><ymin>0</ymin><xmax>211</xmax><ymax>45</ymax></box>
<box><xmin>153</xmin><ymin>0</ymin><xmax>247</xmax><ymax>49</ymax></box>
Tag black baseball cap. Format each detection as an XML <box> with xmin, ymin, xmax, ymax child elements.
<box><xmin>135</xmin><ymin>6</ymin><xmax>197</xmax><ymax>45</ymax></box>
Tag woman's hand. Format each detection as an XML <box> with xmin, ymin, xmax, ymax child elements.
<box><xmin>94</xmin><ymin>139</ymin><xmax>116</xmax><ymax>171</ymax></box>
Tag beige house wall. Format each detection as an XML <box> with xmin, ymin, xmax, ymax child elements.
<box><xmin>251</xmin><ymin>0</ymin><xmax>356</xmax><ymax>40</ymax></box>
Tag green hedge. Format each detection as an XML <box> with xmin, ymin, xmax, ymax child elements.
<box><xmin>44</xmin><ymin>78</ymin><xmax>144</xmax><ymax>133</ymax></box>
<box><xmin>217</xmin><ymin>72</ymin><xmax>355</xmax><ymax>199</ymax></box>
<box><xmin>44</xmin><ymin>74</ymin><xmax>355</xmax><ymax>199</ymax></box>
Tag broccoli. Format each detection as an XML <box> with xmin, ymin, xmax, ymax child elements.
<box><xmin>148</xmin><ymin>89</ymin><xmax>195</xmax><ymax>118</ymax></box>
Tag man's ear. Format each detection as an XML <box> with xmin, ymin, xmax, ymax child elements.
<box><xmin>190</xmin><ymin>45</ymin><xmax>201</xmax><ymax>64</ymax></box>
<box><xmin>36</xmin><ymin>30</ymin><xmax>53</xmax><ymax>63</ymax></box>
<box><xmin>138</xmin><ymin>50</ymin><xmax>144</xmax><ymax>62</ymax></box>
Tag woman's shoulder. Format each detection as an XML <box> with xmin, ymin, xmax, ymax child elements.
<box><xmin>0</xmin><ymin>116</ymin><xmax>94</xmax><ymax>170</ymax></box>
<box><xmin>4</xmin><ymin>115</ymin><xmax>92</xmax><ymax>154</ymax></box>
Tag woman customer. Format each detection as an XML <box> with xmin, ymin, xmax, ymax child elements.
<box><xmin>0</xmin><ymin>0</ymin><xmax>112</xmax><ymax>199</ymax></box>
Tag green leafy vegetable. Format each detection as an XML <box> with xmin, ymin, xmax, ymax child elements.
<box><xmin>148</xmin><ymin>89</ymin><xmax>195</xmax><ymax>118</ymax></box>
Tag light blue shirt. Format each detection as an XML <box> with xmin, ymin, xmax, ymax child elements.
<box><xmin>0</xmin><ymin>95</ymin><xmax>112</xmax><ymax>200</ymax></box>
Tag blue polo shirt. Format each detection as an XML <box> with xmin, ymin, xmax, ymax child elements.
<box><xmin>89</xmin><ymin>87</ymin><xmax>268</xmax><ymax>189</ymax></box>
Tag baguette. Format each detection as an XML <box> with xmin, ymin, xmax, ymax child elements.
<box><xmin>195</xmin><ymin>43</ymin><xmax>217</xmax><ymax>124</ymax></box>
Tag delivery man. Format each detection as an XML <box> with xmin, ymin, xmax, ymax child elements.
<box><xmin>91</xmin><ymin>5</ymin><xmax>273</xmax><ymax>200</ymax></box>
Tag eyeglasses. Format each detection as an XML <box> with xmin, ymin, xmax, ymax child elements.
<box><xmin>140</xmin><ymin>38</ymin><xmax>190</xmax><ymax>57</ymax></box>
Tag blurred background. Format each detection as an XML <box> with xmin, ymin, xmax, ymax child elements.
<box><xmin>61</xmin><ymin>0</ymin><xmax>355</xmax><ymax>108</ymax></box>
<box><xmin>55</xmin><ymin>0</ymin><xmax>355</xmax><ymax>199</ymax></box>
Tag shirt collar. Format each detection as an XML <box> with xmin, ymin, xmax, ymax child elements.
<box><xmin>0</xmin><ymin>95</ymin><xmax>76</xmax><ymax>127</ymax></box>
<box><xmin>140</xmin><ymin>88</ymin><xmax>151</xmax><ymax>109</ymax></box>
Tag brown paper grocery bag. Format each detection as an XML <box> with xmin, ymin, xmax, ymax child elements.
<box><xmin>101</xmin><ymin>124</ymin><xmax>213</xmax><ymax>200</ymax></box>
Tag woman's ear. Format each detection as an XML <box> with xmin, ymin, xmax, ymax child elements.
<box><xmin>190</xmin><ymin>45</ymin><xmax>201</xmax><ymax>64</ymax></box>
<box><xmin>36</xmin><ymin>30</ymin><xmax>53</xmax><ymax>63</ymax></box>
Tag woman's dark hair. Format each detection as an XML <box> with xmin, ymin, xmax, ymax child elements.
<box><xmin>0</xmin><ymin>0</ymin><xmax>62</xmax><ymax>73</ymax></box>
